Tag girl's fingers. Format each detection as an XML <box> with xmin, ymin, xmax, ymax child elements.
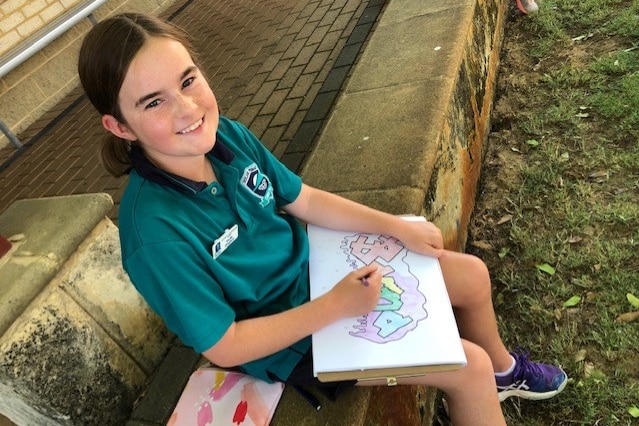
<box><xmin>419</xmin><ymin>245</ymin><xmax>444</xmax><ymax>259</ymax></box>
<box><xmin>355</xmin><ymin>263</ymin><xmax>379</xmax><ymax>279</ymax></box>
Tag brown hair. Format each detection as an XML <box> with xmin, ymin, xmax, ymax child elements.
<box><xmin>78</xmin><ymin>13</ymin><xmax>197</xmax><ymax>176</ymax></box>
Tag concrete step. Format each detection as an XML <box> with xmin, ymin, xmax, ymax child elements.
<box><xmin>0</xmin><ymin>195</ymin><xmax>172</xmax><ymax>426</ymax></box>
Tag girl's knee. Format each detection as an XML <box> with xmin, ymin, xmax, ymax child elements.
<box><xmin>441</xmin><ymin>251</ymin><xmax>490</xmax><ymax>282</ymax></box>
<box><xmin>432</xmin><ymin>341</ymin><xmax>495</xmax><ymax>396</ymax></box>
<box><xmin>465</xmin><ymin>255</ymin><xmax>492</xmax><ymax>299</ymax></box>
<box><xmin>467</xmin><ymin>254</ymin><xmax>490</xmax><ymax>282</ymax></box>
<box><xmin>462</xmin><ymin>341</ymin><xmax>494</xmax><ymax>380</ymax></box>
<box><xmin>442</xmin><ymin>252</ymin><xmax>492</xmax><ymax>306</ymax></box>
<box><xmin>409</xmin><ymin>342</ymin><xmax>495</xmax><ymax>396</ymax></box>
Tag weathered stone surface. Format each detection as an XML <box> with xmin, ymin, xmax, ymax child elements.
<box><xmin>0</xmin><ymin>195</ymin><xmax>172</xmax><ymax>425</ymax></box>
<box><xmin>0</xmin><ymin>289</ymin><xmax>144</xmax><ymax>426</ymax></box>
<box><xmin>59</xmin><ymin>219</ymin><xmax>172</xmax><ymax>374</ymax></box>
<box><xmin>0</xmin><ymin>193</ymin><xmax>113</xmax><ymax>336</ymax></box>
<box><xmin>425</xmin><ymin>0</ymin><xmax>505</xmax><ymax>251</ymax></box>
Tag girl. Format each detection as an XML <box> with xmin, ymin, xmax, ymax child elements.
<box><xmin>78</xmin><ymin>13</ymin><xmax>566</xmax><ymax>425</ymax></box>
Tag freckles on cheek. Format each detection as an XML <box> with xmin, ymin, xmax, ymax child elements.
<box><xmin>202</xmin><ymin>95</ymin><xmax>218</xmax><ymax>112</ymax></box>
<box><xmin>138</xmin><ymin>111</ymin><xmax>174</xmax><ymax>139</ymax></box>
<box><xmin>204</xmin><ymin>87</ymin><xmax>219</xmax><ymax>111</ymax></box>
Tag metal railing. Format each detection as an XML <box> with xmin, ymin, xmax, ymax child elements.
<box><xmin>0</xmin><ymin>0</ymin><xmax>107</xmax><ymax>148</ymax></box>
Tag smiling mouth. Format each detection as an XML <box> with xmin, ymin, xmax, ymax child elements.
<box><xmin>178</xmin><ymin>118</ymin><xmax>204</xmax><ymax>134</ymax></box>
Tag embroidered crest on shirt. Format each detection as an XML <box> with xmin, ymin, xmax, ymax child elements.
<box><xmin>241</xmin><ymin>164</ymin><xmax>274</xmax><ymax>207</ymax></box>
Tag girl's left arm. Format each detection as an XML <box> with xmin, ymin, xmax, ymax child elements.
<box><xmin>282</xmin><ymin>183</ymin><xmax>444</xmax><ymax>257</ymax></box>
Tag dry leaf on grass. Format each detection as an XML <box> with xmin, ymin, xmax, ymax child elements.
<box><xmin>616</xmin><ymin>311</ymin><xmax>639</xmax><ymax>323</ymax></box>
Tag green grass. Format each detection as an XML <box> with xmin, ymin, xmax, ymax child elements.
<box><xmin>467</xmin><ymin>0</ymin><xmax>639</xmax><ymax>424</ymax></box>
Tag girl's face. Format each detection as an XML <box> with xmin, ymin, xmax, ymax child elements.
<box><xmin>102</xmin><ymin>36</ymin><xmax>219</xmax><ymax>173</ymax></box>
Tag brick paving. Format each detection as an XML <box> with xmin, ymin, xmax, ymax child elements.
<box><xmin>0</xmin><ymin>0</ymin><xmax>385</xmax><ymax>223</ymax></box>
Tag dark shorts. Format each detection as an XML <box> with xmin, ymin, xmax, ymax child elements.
<box><xmin>269</xmin><ymin>349</ymin><xmax>356</xmax><ymax>402</ymax></box>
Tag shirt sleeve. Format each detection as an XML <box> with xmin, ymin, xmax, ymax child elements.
<box><xmin>123</xmin><ymin>240</ymin><xmax>235</xmax><ymax>354</ymax></box>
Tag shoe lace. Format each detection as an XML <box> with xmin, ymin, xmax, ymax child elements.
<box><xmin>512</xmin><ymin>348</ymin><xmax>543</xmax><ymax>383</ymax></box>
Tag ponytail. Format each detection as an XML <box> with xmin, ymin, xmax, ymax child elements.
<box><xmin>100</xmin><ymin>134</ymin><xmax>132</xmax><ymax>177</ymax></box>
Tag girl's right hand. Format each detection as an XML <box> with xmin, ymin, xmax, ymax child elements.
<box><xmin>329</xmin><ymin>263</ymin><xmax>382</xmax><ymax>318</ymax></box>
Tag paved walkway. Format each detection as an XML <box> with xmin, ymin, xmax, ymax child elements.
<box><xmin>0</xmin><ymin>0</ymin><xmax>385</xmax><ymax>223</ymax></box>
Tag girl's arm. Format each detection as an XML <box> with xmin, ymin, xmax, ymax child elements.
<box><xmin>203</xmin><ymin>263</ymin><xmax>382</xmax><ymax>367</ymax></box>
<box><xmin>283</xmin><ymin>183</ymin><xmax>444</xmax><ymax>257</ymax></box>
<box><xmin>204</xmin><ymin>184</ymin><xmax>442</xmax><ymax>368</ymax></box>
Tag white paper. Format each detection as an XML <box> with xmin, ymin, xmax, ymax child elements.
<box><xmin>308</xmin><ymin>219</ymin><xmax>466</xmax><ymax>377</ymax></box>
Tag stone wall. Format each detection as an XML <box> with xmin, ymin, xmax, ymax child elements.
<box><xmin>0</xmin><ymin>194</ymin><xmax>173</xmax><ymax>425</ymax></box>
<box><xmin>0</xmin><ymin>0</ymin><xmax>175</xmax><ymax>147</ymax></box>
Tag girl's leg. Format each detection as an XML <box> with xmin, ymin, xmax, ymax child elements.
<box><xmin>438</xmin><ymin>250</ymin><xmax>513</xmax><ymax>372</ymax></box>
<box><xmin>357</xmin><ymin>340</ymin><xmax>506</xmax><ymax>426</ymax></box>
<box><xmin>439</xmin><ymin>250</ymin><xmax>569</xmax><ymax>402</ymax></box>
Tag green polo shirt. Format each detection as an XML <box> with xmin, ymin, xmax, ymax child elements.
<box><xmin>118</xmin><ymin>116</ymin><xmax>310</xmax><ymax>382</ymax></box>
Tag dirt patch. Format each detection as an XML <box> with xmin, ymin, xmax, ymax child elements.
<box><xmin>471</xmin><ymin>12</ymin><xmax>638</xmax><ymax>244</ymax></box>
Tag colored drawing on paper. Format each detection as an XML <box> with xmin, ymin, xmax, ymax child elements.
<box><xmin>168</xmin><ymin>368</ymin><xmax>284</xmax><ymax>426</ymax></box>
<box><xmin>341</xmin><ymin>233</ymin><xmax>428</xmax><ymax>343</ymax></box>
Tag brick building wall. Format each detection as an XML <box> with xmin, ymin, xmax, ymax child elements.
<box><xmin>0</xmin><ymin>0</ymin><xmax>84</xmax><ymax>57</ymax></box>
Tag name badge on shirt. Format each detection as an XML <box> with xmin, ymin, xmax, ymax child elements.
<box><xmin>212</xmin><ymin>224</ymin><xmax>239</xmax><ymax>259</ymax></box>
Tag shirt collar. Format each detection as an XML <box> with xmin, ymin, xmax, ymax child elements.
<box><xmin>129</xmin><ymin>139</ymin><xmax>235</xmax><ymax>194</ymax></box>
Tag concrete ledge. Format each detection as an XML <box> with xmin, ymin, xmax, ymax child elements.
<box><xmin>0</xmin><ymin>193</ymin><xmax>113</xmax><ymax>336</ymax></box>
<box><xmin>0</xmin><ymin>195</ymin><xmax>173</xmax><ymax>425</ymax></box>
<box><xmin>302</xmin><ymin>0</ymin><xmax>505</xmax><ymax>251</ymax></box>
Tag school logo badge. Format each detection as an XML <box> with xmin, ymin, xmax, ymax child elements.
<box><xmin>241</xmin><ymin>164</ymin><xmax>274</xmax><ymax>207</ymax></box>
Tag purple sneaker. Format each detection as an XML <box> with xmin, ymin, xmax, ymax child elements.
<box><xmin>496</xmin><ymin>349</ymin><xmax>567</xmax><ymax>402</ymax></box>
